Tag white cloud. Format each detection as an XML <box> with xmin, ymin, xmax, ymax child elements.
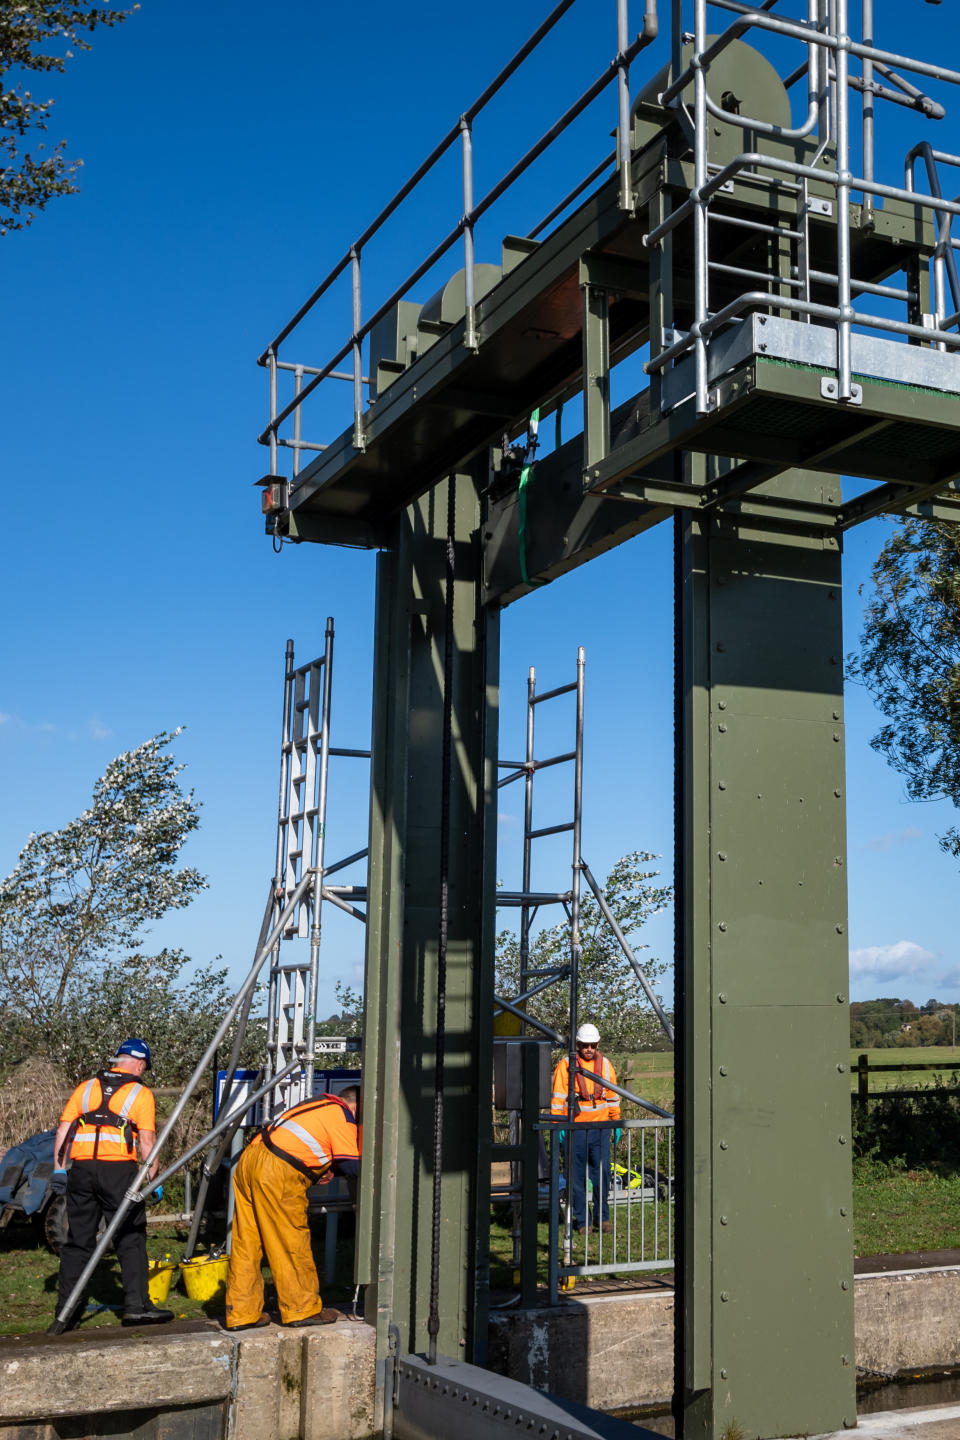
<box><xmin>497</xmin><ymin>812</ymin><xmax>520</xmax><ymax>828</ymax></box>
<box><xmin>938</xmin><ymin>965</ymin><xmax>960</xmax><ymax>990</ymax></box>
<box><xmin>87</xmin><ymin>718</ymin><xmax>112</xmax><ymax>740</ymax></box>
<box><xmin>861</xmin><ymin>826</ymin><xmax>924</xmax><ymax>854</ymax></box>
<box><xmin>849</xmin><ymin>939</ymin><xmax>936</xmax><ymax>982</ymax></box>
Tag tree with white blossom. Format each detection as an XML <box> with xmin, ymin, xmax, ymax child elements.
<box><xmin>0</xmin><ymin>731</ymin><xmax>207</xmax><ymax>1065</ymax></box>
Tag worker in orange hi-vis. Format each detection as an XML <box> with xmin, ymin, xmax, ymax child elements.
<box><xmin>49</xmin><ymin>1037</ymin><xmax>170</xmax><ymax>1332</ymax></box>
<box><xmin>224</xmin><ymin>1085</ymin><xmax>360</xmax><ymax>1331</ymax></box>
<box><xmin>551</xmin><ymin>1024</ymin><xmax>620</xmax><ymax>1233</ymax></box>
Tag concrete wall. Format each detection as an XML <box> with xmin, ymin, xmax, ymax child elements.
<box><xmin>0</xmin><ymin>1322</ymin><xmax>377</xmax><ymax>1440</ymax></box>
<box><xmin>488</xmin><ymin>1266</ymin><xmax>960</xmax><ymax>1412</ymax></box>
<box><xmin>5</xmin><ymin>1266</ymin><xmax>959</xmax><ymax>1438</ymax></box>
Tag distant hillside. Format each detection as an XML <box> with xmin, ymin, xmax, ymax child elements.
<box><xmin>852</xmin><ymin>997</ymin><xmax>959</xmax><ymax>1048</ymax></box>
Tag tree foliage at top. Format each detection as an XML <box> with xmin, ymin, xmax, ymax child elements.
<box><xmin>0</xmin><ymin>731</ymin><xmax>207</xmax><ymax>1058</ymax></box>
<box><xmin>850</xmin><ymin>996</ymin><xmax>959</xmax><ymax>1050</ymax></box>
<box><xmin>0</xmin><ymin>1</ymin><xmax>136</xmax><ymax>234</ymax></box>
<box><xmin>852</xmin><ymin>517</ymin><xmax>960</xmax><ymax>860</ymax></box>
<box><xmin>495</xmin><ymin>851</ymin><xmax>672</xmax><ymax>1053</ymax></box>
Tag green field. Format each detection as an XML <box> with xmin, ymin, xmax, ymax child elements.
<box><xmin>0</xmin><ymin>1220</ymin><xmax>359</xmax><ymax>1339</ymax></box>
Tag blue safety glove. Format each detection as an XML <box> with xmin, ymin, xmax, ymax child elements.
<box><xmin>50</xmin><ymin>1169</ymin><xmax>68</xmax><ymax>1196</ymax></box>
<box><xmin>146</xmin><ymin>1184</ymin><xmax>163</xmax><ymax>1206</ymax></box>
<box><xmin>615</xmin><ymin>1128</ymin><xmax>622</xmax><ymax>1146</ymax></box>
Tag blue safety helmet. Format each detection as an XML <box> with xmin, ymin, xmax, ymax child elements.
<box><xmin>114</xmin><ymin>1037</ymin><xmax>152</xmax><ymax>1070</ymax></box>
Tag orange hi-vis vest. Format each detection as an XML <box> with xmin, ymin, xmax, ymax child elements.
<box><xmin>59</xmin><ymin>1070</ymin><xmax>156</xmax><ymax>1163</ymax></box>
<box><xmin>260</xmin><ymin>1094</ymin><xmax>360</xmax><ymax>1180</ymax></box>
<box><xmin>551</xmin><ymin>1053</ymin><xmax>620</xmax><ymax>1123</ymax></box>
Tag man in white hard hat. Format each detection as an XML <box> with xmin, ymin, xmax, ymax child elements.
<box><xmin>551</xmin><ymin>1023</ymin><xmax>620</xmax><ymax>1232</ymax></box>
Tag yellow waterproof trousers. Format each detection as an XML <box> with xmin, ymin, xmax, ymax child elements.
<box><xmin>225</xmin><ymin>1139</ymin><xmax>322</xmax><ymax>1327</ymax></box>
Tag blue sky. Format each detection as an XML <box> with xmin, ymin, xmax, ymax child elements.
<box><xmin>2</xmin><ymin>0</ymin><xmax>959</xmax><ymax>1021</ymax></box>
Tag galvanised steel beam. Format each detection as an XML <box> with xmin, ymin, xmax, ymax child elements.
<box><xmin>675</xmin><ymin>467</ymin><xmax>856</xmax><ymax>1440</ymax></box>
<box><xmin>356</xmin><ymin>460</ymin><xmax>499</xmax><ymax>1417</ymax></box>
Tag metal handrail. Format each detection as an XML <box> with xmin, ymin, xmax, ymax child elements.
<box><xmin>539</xmin><ymin>1115</ymin><xmax>675</xmax><ymax>1300</ymax></box>
<box><xmin>257</xmin><ymin>0</ymin><xmax>659</xmax><ymax>464</ymax></box>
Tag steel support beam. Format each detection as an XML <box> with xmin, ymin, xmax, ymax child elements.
<box><xmin>675</xmin><ymin>468</ymin><xmax>856</xmax><ymax>1440</ymax></box>
<box><xmin>357</xmin><ymin>461</ymin><xmax>499</xmax><ymax>1409</ymax></box>
<box><xmin>392</xmin><ymin>1352</ymin><xmax>660</xmax><ymax>1440</ymax></box>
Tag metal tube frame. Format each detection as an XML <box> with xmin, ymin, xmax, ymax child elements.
<box><xmin>649</xmin><ymin>0</ymin><xmax>960</xmax><ymax>410</ymax></box>
<box><xmin>256</xmin><ymin>1</ymin><xmax>661</xmax><ymax>465</ymax></box>
<box><xmin>48</xmin><ymin>872</ymin><xmax>314</xmax><ymax>1332</ymax></box>
<box><xmin>303</xmin><ymin>617</ymin><xmax>335</xmax><ymax>1098</ymax></box>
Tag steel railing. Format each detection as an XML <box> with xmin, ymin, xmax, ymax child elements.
<box><xmin>645</xmin><ymin>0</ymin><xmax>960</xmax><ymax>413</ymax></box>
<box><xmin>541</xmin><ymin>1116</ymin><xmax>675</xmax><ymax>1303</ymax></box>
<box><xmin>257</xmin><ymin>0</ymin><xmax>659</xmax><ymax>476</ymax></box>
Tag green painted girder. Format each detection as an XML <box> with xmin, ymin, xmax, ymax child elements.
<box><xmin>589</xmin><ymin>357</ymin><xmax>960</xmax><ymax>504</ymax></box>
<box><xmin>676</xmin><ymin>472</ymin><xmax>856</xmax><ymax>1439</ymax></box>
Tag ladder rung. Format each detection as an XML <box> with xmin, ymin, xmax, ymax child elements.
<box><xmin>531</xmin><ymin>681</ymin><xmax>576</xmax><ymax>706</ymax></box>
<box><xmin>532</xmin><ymin>751</ymin><xmax>576</xmax><ymax>772</ymax></box>
<box><xmin>526</xmin><ymin>822</ymin><xmax>575</xmax><ymax>839</ymax></box>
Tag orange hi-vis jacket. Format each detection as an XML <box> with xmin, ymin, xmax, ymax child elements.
<box><xmin>259</xmin><ymin>1094</ymin><xmax>360</xmax><ymax>1180</ymax></box>
<box><xmin>551</xmin><ymin>1053</ymin><xmax>620</xmax><ymax>1123</ymax></box>
<box><xmin>59</xmin><ymin>1069</ymin><xmax>156</xmax><ymax>1162</ymax></box>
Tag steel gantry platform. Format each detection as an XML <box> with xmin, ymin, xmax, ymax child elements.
<box><xmin>252</xmin><ymin>2</ymin><xmax>960</xmax><ymax>1437</ymax></box>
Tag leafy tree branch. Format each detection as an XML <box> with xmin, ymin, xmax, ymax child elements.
<box><xmin>0</xmin><ymin>1</ymin><xmax>137</xmax><ymax>233</ymax></box>
<box><xmin>851</xmin><ymin>518</ymin><xmax>960</xmax><ymax>859</ymax></box>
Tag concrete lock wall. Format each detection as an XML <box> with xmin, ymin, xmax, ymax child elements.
<box><xmin>3</xmin><ymin>1267</ymin><xmax>959</xmax><ymax>1438</ymax></box>
<box><xmin>0</xmin><ymin>1323</ymin><xmax>377</xmax><ymax>1440</ymax></box>
<box><xmin>487</xmin><ymin>1268</ymin><xmax>960</xmax><ymax>1413</ymax></box>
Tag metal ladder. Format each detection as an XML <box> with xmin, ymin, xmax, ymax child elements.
<box><xmin>496</xmin><ymin>648</ymin><xmax>586</xmax><ymax>1042</ymax></box>
<box><xmin>264</xmin><ymin>622</ymin><xmax>370</xmax><ymax>1116</ymax></box>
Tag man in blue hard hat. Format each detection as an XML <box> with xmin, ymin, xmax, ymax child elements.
<box><xmin>48</xmin><ymin>1037</ymin><xmax>172</xmax><ymax>1332</ymax></box>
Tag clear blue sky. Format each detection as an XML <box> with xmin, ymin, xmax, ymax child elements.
<box><xmin>2</xmin><ymin>0</ymin><xmax>958</xmax><ymax>1022</ymax></box>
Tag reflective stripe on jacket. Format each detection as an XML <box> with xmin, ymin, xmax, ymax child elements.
<box><xmin>550</xmin><ymin>1053</ymin><xmax>620</xmax><ymax>1123</ymax></box>
<box><xmin>260</xmin><ymin>1094</ymin><xmax>360</xmax><ymax>1180</ymax></box>
<box><xmin>59</xmin><ymin>1071</ymin><xmax>155</xmax><ymax>1162</ymax></box>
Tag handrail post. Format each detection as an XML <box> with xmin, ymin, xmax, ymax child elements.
<box><xmin>292</xmin><ymin>365</ymin><xmax>304</xmax><ymax>478</ymax></box>
<box><xmin>616</xmin><ymin>0</ymin><xmax>634</xmax><ymax>212</ymax></box>
<box><xmin>268</xmin><ymin>348</ymin><xmax>279</xmax><ymax>475</ymax></box>
<box><xmin>693</xmin><ymin>0</ymin><xmax>711</xmax><ymax>414</ymax></box>
<box><xmin>835</xmin><ymin>0</ymin><xmax>853</xmax><ymax>399</ymax></box>
<box><xmin>461</xmin><ymin>116</ymin><xmax>479</xmax><ymax>351</ymax></box>
<box><xmin>548</xmin><ymin>1122</ymin><xmax>561</xmax><ymax>1303</ymax></box>
<box><xmin>860</xmin><ymin>0</ymin><xmax>875</xmax><ymax>230</ymax></box>
<box><xmin>351</xmin><ymin>245</ymin><xmax>365</xmax><ymax>450</ymax></box>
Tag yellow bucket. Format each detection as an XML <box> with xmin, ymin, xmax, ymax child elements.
<box><xmin>180</xmin><ymin>1254</ymin><xmax>229</xmax><ymax>1303</ymax></box>
<box><xmin>147</xmin><ymin>1259</ymin><xmax>178</xmax><ymax>1305</ymax></box>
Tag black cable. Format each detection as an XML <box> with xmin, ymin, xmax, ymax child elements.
<box><xmin>427</xmin><ymin>473</ymin><xmax>456</xmax><ymax>1365</ymax></box>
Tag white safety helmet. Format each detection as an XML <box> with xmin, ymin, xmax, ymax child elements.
<box><xmin>576</xmin><ymin>1023</ymin><xmax>600</xmax><ymax>1044</ymax></box>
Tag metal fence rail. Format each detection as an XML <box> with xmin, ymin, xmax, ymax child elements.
<box><xmin>540</xmin><ymin>1117</ymin><xmax>674</xmax><ymax>1303</ymax></box>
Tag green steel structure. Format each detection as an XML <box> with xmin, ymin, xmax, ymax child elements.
<box><xmin>254</xmin><ymin>3</ymin><xmax>960</xmax><ymax>1435</ymax></box>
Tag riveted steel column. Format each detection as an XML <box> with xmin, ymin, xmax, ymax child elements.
<box><xmin>357</xmin><ymin>460</ymin><xmax>499</xmax><ymax>1401</ymax></box>
<box><xmin>676</xmin><ymin>469</ymin><xmax>855</xmax><ymax>1440</ymax></box>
